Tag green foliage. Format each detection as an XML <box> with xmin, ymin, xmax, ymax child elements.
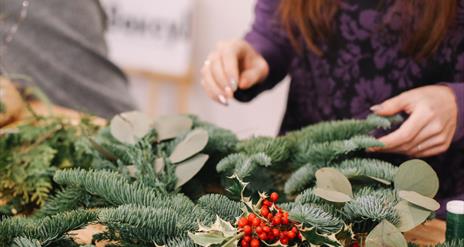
<box><xmin>0</xmin><ymin>113</ymin><xmax>424</xmax><ymax>247</ymax></box>
<box><xmin>289</xmin><ymin>203</ymin><xmax>344</xmax><ymax>234</ymax></box>
<box><xmin>0</xmin><ymin>209</ymin><xmax>96</xmax><ymax>246</ymax></box>
<box><xmin>437</xmin><ymin>239</ymin><xmax>464</xmax><ymax>247</ymax></box>
<box><xmin>12</xmin><ymin>237</ymin><xmax>42</xmax><ymax>247</ymax></box>
<box><xmin>343</xmin><ymin>187</ymin><xmax>399</xmax><ymax>233</ymax></box>
<box><xmin>0</xmin><ymin>116</ymin><xmax>98</xmax><ymax>213</ymax></box>
<box><xmin>196</xmin><ymin>194</ymin><xmax>242</xmax><ymax>222</ymax></box>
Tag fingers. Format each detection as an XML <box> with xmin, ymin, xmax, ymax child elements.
<box><xmin>209</xmin><ymin>53</ymin><xmax>233</xmax><ymax>98</ymax></box>
<box><xmin>201</xmin><ymin>65</ymin><xmax>229</xmax><ymax>105</ymax></box>
<box><xmin>371</xmin><ymin>92</ymin><xmax>410</xmax><ymax>116</ymax></box>
<box><xmin>220</xmin><ymin>43</ymin><xmax>241</xmax><ymax>91</ymax></box>
<box><xmin>377</xmin><ymin>107</ymin><xmax>431</xmax><ymax>150</ymax></box>
<box><xmin>239</xmin><ymin>57</ymin><xmax>269</xmax><ymax>89</ymax></box>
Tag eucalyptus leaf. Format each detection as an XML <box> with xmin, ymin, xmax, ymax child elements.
<box><xmin>394</xmin><ymin>159</ymin><xmax>439</xmax><ymax>198</ymax></box>
<box><xmin>170</xmin><ymin>128</ymin><xmax>209</xmax><ymax>163</ymax></box>
<box><xmin>154</xmin><ymin>115</ymin><xmax>192</xmax><ymax>141</ymax></box>
<box><xmin>397</xmin><ymin>190</ymin><xmax>440</xmax><ymax>211</ymax></box>
<box><xmin>313</xmin><ymin>187</ymin><xmax>352</xmax><ymax>203</ymax></box>
<box><xmin>395</xmin><ymin>200</ymin><xmax>431</xmax><ymax>232</ymax></box>
<box><xmin>315</xmin><ymin>167</ymin><xmax>353</xmax><ymax>197</ymax></box>
<box><xmin>365</xmin><ymin>220</ymin><xmax>407</xmax><ymax>247</ymax></box>
<box><xmin>110</xmin><ymin>111</ymin><xmax>153</xmax><ymax>145</ymax></box>
<box><xmin>175</xmin><ymin>154</ymin><xmax>209</xmax><ymax>187</ymax></box>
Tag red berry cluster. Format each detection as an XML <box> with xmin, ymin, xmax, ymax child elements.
<box><xmin>237</xmin><ymin>192</ymin><xmax>301</xmax><ymax>247</ymax></box>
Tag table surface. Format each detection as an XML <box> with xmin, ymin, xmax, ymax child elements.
<box><xmin>2</xmin><ymin>102</ymin><xmax>448</xmax><ymax>246</ymax></box>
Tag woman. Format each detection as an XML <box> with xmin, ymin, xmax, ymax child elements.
<box><xmin>201</xmin><ymin>0</ymin><xmax>464</xmax><ymax>214</ymax></box>
<box><xmin>1</xmin><ymin>0</ymin><xmax>134</xmax><ymax>118</ymax></box>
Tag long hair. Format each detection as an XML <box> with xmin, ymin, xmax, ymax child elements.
<box><xmin>279</xmin><ymin>0</ymin><xmax>458</xmax><ymax>59</ymax></box>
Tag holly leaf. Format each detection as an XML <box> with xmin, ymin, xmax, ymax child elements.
<box><xmin>315</xmin><ymin>168</ymin><xmax>353</xmax><ymax>197</ymax></box>
<box><xmin>110</xmin><ymin>111</ymin><xmax>153</xmax><ymax>145</ymax></box>
<box><xmin>395</xmin><ymin>200</ymin><xmax>431</xmax><ymax>232</ymax></box>
<box><xmin>153</xmin><ymin>115</ymin><xmax>192</xmax><ymax>141</ymax></box>
<box><xmin>175</xmin><ymin>154</ymin><xmax>209</xmax><ymax>187</ymax></box>
<box><xmin>189</xmin><ymin>216</ymin><xmax>238</xmax><ymax>247</ymax></box>
<box><xmin>188</xmin><ymin>231</ymin><xmax>228</xmax><ymax>247</ymax></box>
<box><xmin>300</xmin><ymin>226</ymin><xmax>343</xmax><ymax>247</ymax></box>
<box><xmin>397</xmin><ymin>190</ymin><xmax>440</xmax><ymax>211</ymax></box>
<box><xmin>169</xmin><ymin>128</ymin><xmax>209</xmax><ymax>163</ymax></box>
<box><xmin>365</xmin><ymin>220</ymin><xmax>407</xmax><ymax>247</ymax></box>
<box><xmin>394</xmin><ymin>159</ymin><xmax>438</xmax><ymax>198</ymax></box>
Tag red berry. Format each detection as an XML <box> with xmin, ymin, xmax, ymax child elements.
<box><xmin>280</xmin><ymin>237</ymin><xmax>289</xmax><ymax>245</ymax></box>
<box><xmin>263</xmin><ymin>199</ymin><xmax>272</xmax><ymax>207</ymax></box>
<box><xmin>272</xmin><ymin>228</ymin><xmax>280</xmax><ymax>237</ymax></box>
<box><xmin>291</xmin><ymin>227</ymin><xmax>298</xmax><ymax>233</ymax></box>
<box><xmin>238</xmin><ymin>217</ymin><xmax>248</xmax><ymax>228</ymax></box>
<box><xmin>263</xmin><ymin>226</ymin><xmax>271</xmax><ymax>233</ymax></box>
<box><xmin>272</xmin><ymin>216</ymin><xmax>282</xmax><ymax>225</ymax></box>
<box><xmin>241</xmin><ymin>239</ymin><xmax>249</xmax><ymax>247</ymax></box>
<box><xmin>243</xmin><ymin>225</ymin><xmax>252</xmax><ymax>235</ymax></box>
<box><xmin>244</xmin><ymin>236</ymin><xmax>252</xmax><ymax>242</ymax></box>
<box><xmin>255</xmin><ymin>226</ymin><xmax>263</xmax><ymax>234</ymax></box>
<box><xmin>248</xmin><ymin>213</ymin><xmax>256</xmax><ymax>222</ymax></box>
<box><xmin>267</xmin><ymin>213</ymin><xmax>273</xmax><ymax>220</ymax></box>
<box><xmin>287</xmin><ymin>231</ymin><xmax>296</xmax><ymax>239</ymax></box>
<box><xmin>352</xmin><ymin>241</ymin><xmax>359</xmax><ymax>247</ymax></box>
<box><xmin>282</xmin><ymin>217</ymin><xmax>289</xmax><ymax>225</ymax></box>
<box><xmin>283</xmin><ymin>212</ymin><xmax>289</xmax><ymax>218</ymax></box>
<box><xmin>275</xmin><ymin>212</ymin><xmax>282</xmax><ymax>218</ymax></box>
<box><xmin>270</xmin><ymin>192</ymin><xmax>279</xmax><ymax>202</ymax></box>
<box><xmin>259</xmin><ymin>233</ymin><xmax>267</xmax><ymax>241</ymax></box>
<box><xmin>260</xmin><ymin>206</ymin><xmax>269</xmax><ymax>217</ymax></box>
<box><xmin>251</xmin><ymin>238</ymin><xmax>260</xmax><ymax>247</ymax></box>
<box><xmin>252</xmin><ymin>218</ymin><xmax>261</xmax><ymax>226</ymax></box>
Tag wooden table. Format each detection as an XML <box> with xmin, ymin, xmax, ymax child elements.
<box><xmin>2</xmin><ymin>103</ymin><xmax>448</xmax><ymax>246</ymax></box>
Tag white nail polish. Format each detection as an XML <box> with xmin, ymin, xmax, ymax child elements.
<box><xmin>218</xmin><ymin>95</ymin><xmax>228</xmax><ymax>106</ymax></box>
<box><xmin>230</xmin><ymin>78</ymin><xmax>238</xmax><ymax>91</ymax></box>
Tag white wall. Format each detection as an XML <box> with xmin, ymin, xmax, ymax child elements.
<box><xmin>129</xmin><ymin>0</ymin><xmax>290</xmax><ymax>138</ymax></box>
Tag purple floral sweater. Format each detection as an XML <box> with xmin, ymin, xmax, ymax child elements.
<box><xmin>236</xmin><ymin>0</ymin><xmax>464</xmax><ymax>214</ymax></box>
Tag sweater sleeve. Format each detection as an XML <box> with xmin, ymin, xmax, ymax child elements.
<box><xmin>445</xmin><ymin>82</ymin><xmax>464</xmax><ymax>142</ymax></box>
<box><xmin>234</xmin><ymin>0</ymin><xmax>295</xmax><ymax>102</ymax></box>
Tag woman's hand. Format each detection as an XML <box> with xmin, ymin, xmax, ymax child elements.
<box><xmin>0</xmin><ymin>77</ymin><xmax>24</xmax><ymax>127</ymax></box>
<box><xmin>371</xmin><ymin>85</ymin><xmax>458</xmax><ymax>157</ymax></box>
<box><xmin>200</xmin><ymin>39</ymin><xmax>269</xmax><ymax>105</ymax></box>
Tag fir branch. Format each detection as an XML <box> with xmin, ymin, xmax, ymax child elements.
<box><xmin>284</xmin><ymin>164</ymin><xmax>317</xmax><ymax>195</ymax></box>
<box><xmin>191</xmin><ymin>117</ymin><xmax>238</xmax><ymax>155</ymax></box>
<box><xmin>237</xmin><ymin>136</ymin><xmax>290</xmax><ymax>163</ymax></box>
<box><xmin>97</xmin><ymin>205</ymin><xmax>182</xmax><ymax>245</ymax></box>
<box><xmin>12</xmin><ymin>237</ymin><xmax>41</xmax><ymax>247</ymax></box>
<box><xmin>166</xmin><ymin>235</ymin><xmax>196</xmax><ymax>247</ymax></box>
<box><xmin>196</xmin><ymin>194</ymin><xmax>242</xmax><ymax>223</ymax></box>
<box><xmin>53</xmin><ymin>169</ymin><xmax>194</xmax><ymax>212</ymax></box>
<box><xmin>0</xmin><ymin>210</ymin><xmax>96</xmax><ymax>246</ymax></box>
<box><xmin>293</xmin><ymin>136</ymin><xmax>382</xmax><ymax>166</ymax></box>
<box><xmin>289</xmin><ymin>203</ymin><xmax>344</xmax><ymax>234</ymax></box>
<box><xmin>34</xmin><ymin>187</ymin><xmax>90</xmax><ymax>217</ymax></box>
<box><xmin>336</xmin><ymin>158</ymin><xmax>397</xmax><ymax>183</ymax></box>
<box><xmin>342</xmin><ymin>187</ymin><xmax>399</xmax><ymax>233</ymax></box>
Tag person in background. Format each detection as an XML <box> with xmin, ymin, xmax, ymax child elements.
<box><xmin>201</xmin><ymin>0</ymin><xmax>464</xmax><ymax>215</ymax></box>
<box><xmin>0</xmin><ymin>0</ymin><xmax>134</xmax><ymax>119</ymax></box>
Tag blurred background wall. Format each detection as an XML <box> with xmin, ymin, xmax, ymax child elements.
<box><xmin>103</xmin><ymin>0</ymin><xmax>290</xmax><ymax>138</ymax></box>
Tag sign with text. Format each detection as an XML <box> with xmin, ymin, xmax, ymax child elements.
<box><xmin>100</xmin><ymin>0</ymin><xmax>194</xmax><ymax>75</ymax></box>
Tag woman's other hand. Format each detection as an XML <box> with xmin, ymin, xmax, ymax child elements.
<box><xmin>370</xmin><ymin>85</ymin><xmax>458</xmax><ymax>157</ymax></box>
<box><xmin>200</xmin><ymin>39</ymin><xmax>269</xmax><ymax>105</ymax></box>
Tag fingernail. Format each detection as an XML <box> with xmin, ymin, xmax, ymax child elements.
<box><xmin>370</xmin><ymin>105</ymin><xmax>381</xmax><ymax>111</ymax></box>
<box><xmin>218</xmin><ymin>95</ymin><xmax>228</xmax><ymax>106</ymax></box>
<box><xmin>229</xmin><ymin>78</ymin><xmax>238</xmax><ymax>91</ymax></box>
